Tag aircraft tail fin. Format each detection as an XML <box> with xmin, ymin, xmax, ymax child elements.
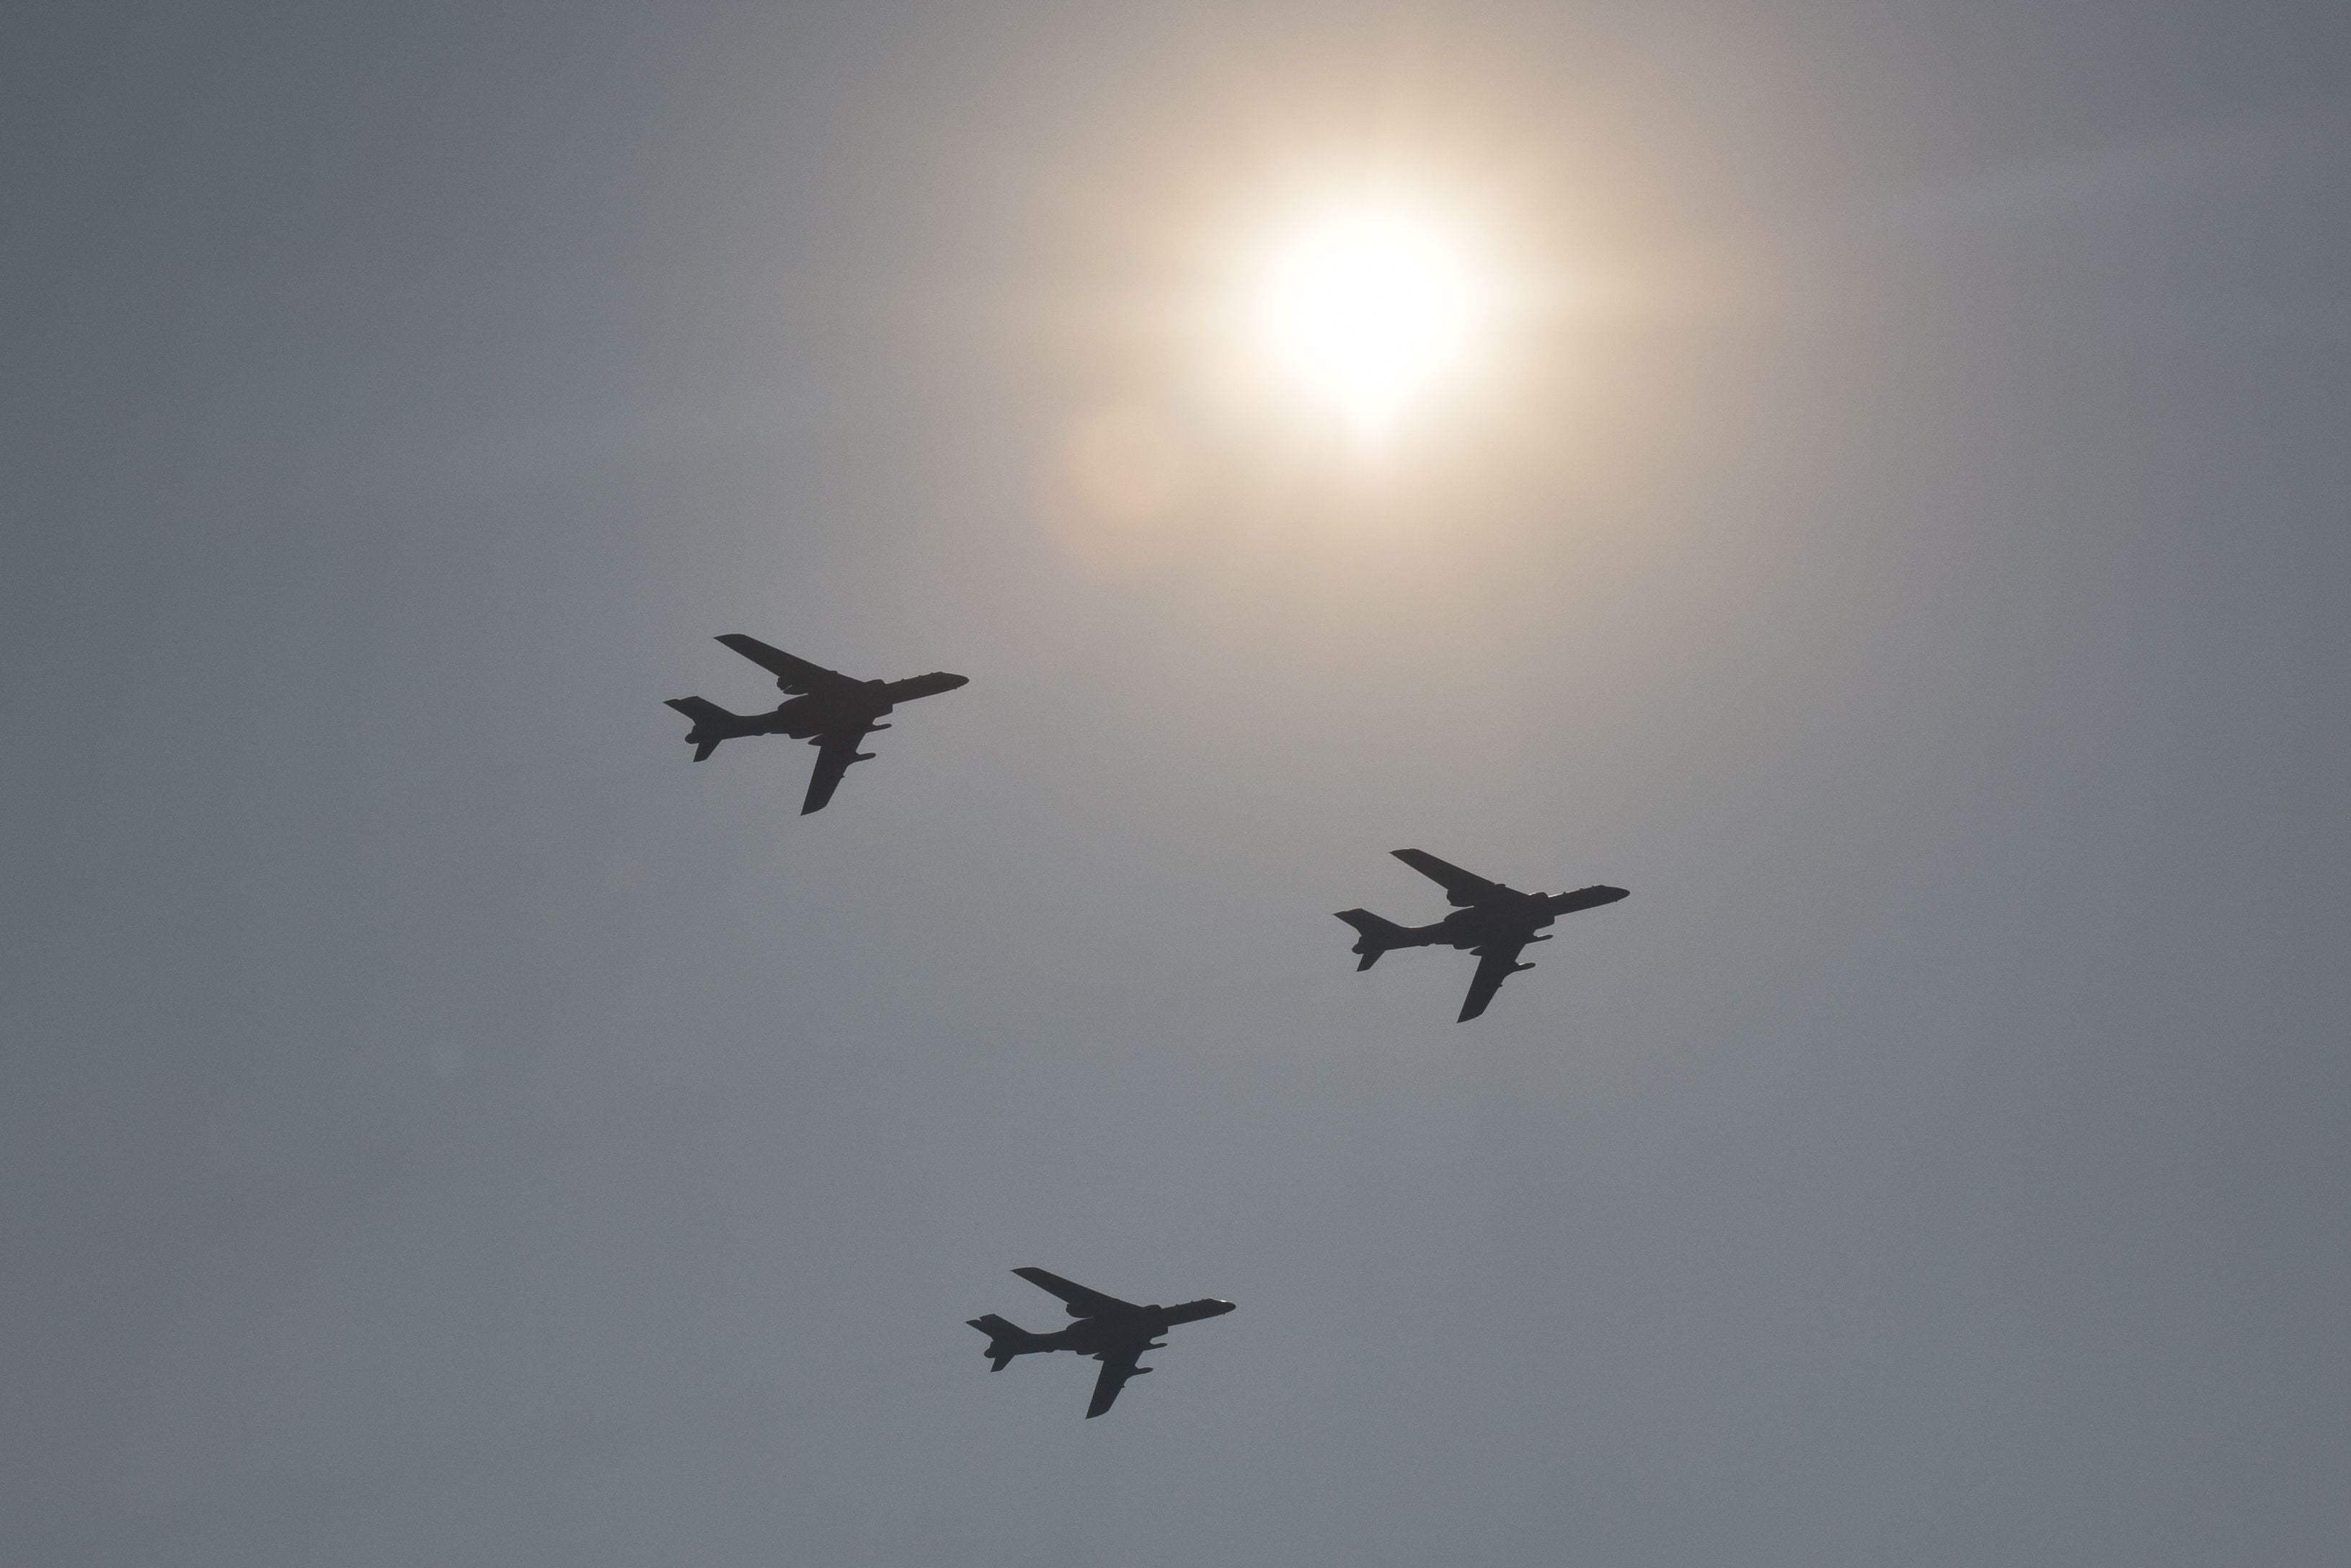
<box><xmin>967</xmin><ymin>1314</ymin><xmax>1046</xmax><ymax>1371</ymax></box>
<box><xmin>665</xmin><ymin>696</ymin><xmax>745</xmax><ymax>761</ymax></box>
<box><xmin>1335</xmin><ymin>909</ymin><xmax>1414</xmax><ymax>970</ymax></box>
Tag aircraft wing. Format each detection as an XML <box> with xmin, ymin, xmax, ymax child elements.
<box><xmin>1086</xmin><ymin>1347</ymin><xmax>1147</xmax><ymax>1419</ymax></box>
<box><xmin>1392</xmin><ymin>849</ymin><xmax>1507</xmax><ymax>906</ymax></box>
<box><xmin>1458</xmin><ymin>942</ymin><xmax>1530</xmax><ymax>1022</ymax></box>
<box><xmin>800</xmin><ymin>729</ymin><xmax>869</xmax><ymax>815</ymax></box>
<box><xmin>1012</xmin><ymin>1267</ymin><xmax>1140</xmax><ymax>1319</ymax></box>
<box><xmin>714</xmin><ymin>634</ymin><xmax>856</xmax><ymax>696</ymax></box>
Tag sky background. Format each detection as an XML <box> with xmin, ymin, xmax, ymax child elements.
<box><xmin>4</xmin><ymin>3</ymin><xmax>2348</xmax><ymax>1564</ymax></box>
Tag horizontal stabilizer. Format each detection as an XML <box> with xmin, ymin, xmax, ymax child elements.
<box><xmin>968</xmin><ymin>1314</ymin><xmax>1045</xmax><ymax>1370</ymax></box>
<box><xmin>665</xmin><ymin>696</ymin><xmax>744</xmax><ymax>761</ymax></box>
<box><xmin>1335</xmin><ymin>908</ymin><xmax>1414</xmax><ymax>970</ymax></box>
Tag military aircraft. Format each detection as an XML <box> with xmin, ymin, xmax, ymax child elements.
<box><xmin>1336</xmin><ymin>849</ymin><xmax>1629</xmax><ymax>1022</ymax></box>
<box><xmin>967</xmin><ymin>1267</ymin><xmax>1236</xmax><ymax>1418</ymax></box>
<box><xmin>664</xmin><ymin>634</ymin><xmax>968</xmax><ymax>814</ymax></box>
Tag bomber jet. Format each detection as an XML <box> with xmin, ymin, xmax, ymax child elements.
<box><xmin>967</xmin><ymin>1267</ymin><xmax>1236</xmax><ymax>1419</ymax></box>
<box><xmin>1337</xmin><ymin>849</ymin><xmax>1629</xmax><ymax>1022</ymax></box>
<box><xmin>664</xmin><ymin>634</ymin><xmax>967</xmax><ymax>814</ymax></box>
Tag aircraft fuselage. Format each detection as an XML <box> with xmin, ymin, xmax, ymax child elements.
<box><xmin>1398</xmin><ymin>888</ymin><xmax>1617</xmax><ymax>952</ymax></box>
<box><xmin>725</xmin><ymin>670</ymin><xmax>970</xmax><ymax>741</ymax></box>
<box><xmin>1032</xmin><ymin>1316</ymin><xmax>1164</xmax><ymax>1358</ymax></box>
<box><xmin>1425</xmin><ymin>900</ymin><xmax>1553</xmax><ymax>950</ymax></box>
<box><xmin>997</xmin><ymin>1298</ymin><xmax>1235</xmax><ymax>1360</ymax></box>
<box><xmin>743</xmin><ymin>681</ymin><xmax>897</xmax><ymax>740</ymax></box>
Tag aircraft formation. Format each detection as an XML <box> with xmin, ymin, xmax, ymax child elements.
<box><xmin>667</xmin><ymin>634</ymin><xmax>1628</xmax><ymax>1417</ymax></box>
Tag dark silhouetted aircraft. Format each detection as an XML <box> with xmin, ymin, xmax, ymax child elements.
<box><xmin>1337</xmin><ymin>849</ymin><xmax>1629</xmax><ymax>1021</ymax></box>
<box><xmin>664</xmin><ymin>634</ymin><xmax>968</xmax><ymax>814</ymax></box>
<box><xmin>967</xmin><ymin>1267</ymin><xmax>1236</xmax><ymax>1418</ymax></box>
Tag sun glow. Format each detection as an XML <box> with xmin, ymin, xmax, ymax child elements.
<box><xmin>1247</xmin><ymin>196</ymin><xmax>1489</xmax><ymax>441</ymax></box>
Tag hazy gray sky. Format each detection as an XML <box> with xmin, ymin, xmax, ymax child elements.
<box><xmin>5</xmin><ymin>4</ymin><xmax>2347</xmax><ymax>1564</ymax></box>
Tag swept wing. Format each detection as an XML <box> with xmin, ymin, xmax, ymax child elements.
<box><xmin>1012</xmin><ymin>1267</ymin><xmax>1140</xmax><ymax>1319</ymax></box>
<box><xmin>800</xmin><ymin>729</ymin><xmax>872</xmax><ymax>815</ymax></box>
<box><xmin>1391</xmin><ymin>848</ymin><xmax>1510</xmax><ymax>906</ymax></box>
<box><xmin>714</xmin><ymin>633</ymin><xmax>859</xmax><ymax>696</ymax></box>
<box><xmin>1458</xmin><ymin>942</ymin><xmax>1531</xmax><ymax>1022</ymax></box>
<box><xmin>1086</xmin><ymin>1347</ymin><xmax>1148</xmax><ymax>1419</ymax></box>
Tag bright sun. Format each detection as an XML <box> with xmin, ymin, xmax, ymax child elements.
<box><xmin>1247</xmin><ymin>196</ymin><xmax>1488</xmax><ymax>441</ymax></box>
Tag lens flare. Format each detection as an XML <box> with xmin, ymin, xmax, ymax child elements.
<box><xmin>1248</xmin><ymin>198</ymin><xmax>1487</xmax><ymax>440</ymax></box>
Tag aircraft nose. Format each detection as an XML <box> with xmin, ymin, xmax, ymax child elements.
<box><xmin>1203</xmin><ymin>1299</ymin><xmax>1236</xmax><ymax>1316</ymax></box>
<box><xmin>1598</xmin><ymin>886</ymin><xmax>1630</xmax><ymax>903</ymax></box>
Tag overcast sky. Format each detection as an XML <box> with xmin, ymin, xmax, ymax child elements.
<box><xmin>4</xmin><ymin>4</ymin><xmax>2348</xmax><ymax>1564</ymax></box>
